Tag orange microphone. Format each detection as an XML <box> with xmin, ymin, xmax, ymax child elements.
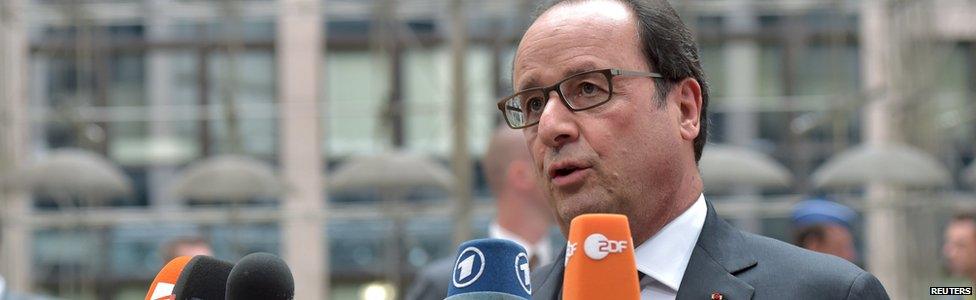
<box><xmin>145</xmin><ymin>256</ymin><xmax>191</xmax><ymax>300</ymax></box>
<box><xmin>562</xmin><ymin>214</ymin><xmax>641</xmax><ymax>300</ymax></box>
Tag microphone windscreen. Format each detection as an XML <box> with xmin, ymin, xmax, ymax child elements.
<box><xmin>562</xmin><ymin>214</ymin><xmax>640</xmax><ymax>300</ymax></box>
<box><xmin>172</xmin><ymin>255</ymin><xmax>234</xmax><ymax>300</ymax></box>
<box><xmin>146</xmin><ymin>256</ymin><xmax>192</xmax><ymax>300</ymax></box>
<box><xmin>224</xmin><ymin>253</ymin><xmax>294</xmax><ymax>300</ymax></box>
<box><xmin>446</xmin><ymin>239</ymin><xmax>531</xmax><ymax>300</ymax></box>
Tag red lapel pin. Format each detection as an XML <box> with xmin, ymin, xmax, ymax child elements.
<box><xmin>710</xmin><ymin>292</ymin><xmax>724</xmax><ymax>300</ymax></box>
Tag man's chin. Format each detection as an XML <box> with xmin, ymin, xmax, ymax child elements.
<box><xmin>555</xmin><ymin>196</ymin><xmax>617</xmax><ymax>225</ymax></box>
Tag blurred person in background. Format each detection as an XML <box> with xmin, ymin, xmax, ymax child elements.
<box><xmin>161</xmin><ymin>236</ymin><xmax>213</xmax><ymax>262</ymax></box>
<box><xmin>943</xmin><ymin>213</ymin><xmax>976</xmax><ymax>294</ymax></box>
<box><xmin>791</xmin><ymin>198</ymin><xmax>858</xmax><ymax>263</ymax></box>
<box><xmin>404</xmin><ymin>126</ymin><xmax>554</xmax><ymax>300</ymax></box>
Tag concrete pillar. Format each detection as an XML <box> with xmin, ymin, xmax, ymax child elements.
<box><xmin>0</xmin><ymin>0</ymin><xmax>34</xmax><ymax>293</ymax></box>
<box><xmin>724</xmin><ymin>9</ymin><xmax>759</xmax><ymax>147</ymax></box>
<box><xmin>277</xmin><ymin>0</ymin><xmax>327</xmax><ymax>298</ymax></box>
<box><xmin>861</xmin><ymin>0</ymin><xmax>908</xmax><ymax>298</ymax></box>
<box><xmin>145</xmin><ymin>0</ymin><xmax>180</xmax><ymax>211</ymax></box>
<box><xmin>450</xmin><ymin>0</ymin><xmax>473</xmax><ymax>246</ymax></box>
<box><xmin>724</xmin><ymin>0</ymin><xmax>761</xmax><ymax>233</ymax></box>
<box><xmin>967</xmin><ymin>42</ymin><xmax>976</xmax><ymax>160</ymax></box>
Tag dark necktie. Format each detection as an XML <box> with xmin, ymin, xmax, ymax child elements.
<box><xmin>637</xmin><ymin>271</ymin><xmax>648</xmax><ymax>294</ymax></box>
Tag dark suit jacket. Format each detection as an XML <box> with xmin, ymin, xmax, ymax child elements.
<box><xmin>405</xmin><ymin>256</ymin><xmax>456</xmax><ymax>300</ymax></box>
<box><xmin>531</xmin><ymin>201</ymin><xmax>890</xmax><ymax>299</ymax></box>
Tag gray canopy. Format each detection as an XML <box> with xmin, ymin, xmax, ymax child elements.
<box><xmin>170</xmin><ymin>155</ymin><xmax>284</xmax><ymax>202</ymax></box>
<box><xmin>23</xmin><ymin>148</ymin><xmax>132</xmax><ymax>203</ymax></box>
<box><xmin>811</xmin><ymin>144</ymin><xmax>950</xmax><ymax>189</ymax></box>
<box><xmin>699</xmin><ymin>144</ymin><xmax>793</xmax><ymax>189</ymax></box>
<box><xmin>329</xmin><ymin>151</ymin><xmax>454</xmax><ymax>192</ymax></box>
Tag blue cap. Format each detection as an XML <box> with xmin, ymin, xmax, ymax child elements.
<box><xmin>791</xmin><ymin>198</ymin><xmax>856</xmax><ymax>228</ymax></box>
<box><xmin>446</xmin><ymin>238</ymin><xmax>531</xmax><ymax>299</ymax></box>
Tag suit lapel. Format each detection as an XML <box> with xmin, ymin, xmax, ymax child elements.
<box><xmin>676</xmin><ymin>244</ymin><xmax>755</xmax><ymax>299</ymax></box>
<box><xmin>532</xmin><ymin>245</ymin><xmax>565</xmax><ymax>300</ymax></box>
<box><xmin>676</xmin><ymin>201</ymin><xmax>756</xmax><ymax>300</ymax></box>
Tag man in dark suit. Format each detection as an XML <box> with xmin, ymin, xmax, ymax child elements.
<box><xmin>405</xmin><ymin>127</ymin><xmax>555</xmax><ymax>300</ymax></box>
<box><xmin>496</xmin><ymin>0</ymin><xmax>890</xmax><ymax>298</ymax></box>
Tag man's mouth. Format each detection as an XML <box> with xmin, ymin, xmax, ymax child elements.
<box><xmin>552</xmin><ymin>166</ymin><xmax>581</xmax><ymax>178</ymax></box>
<box><xmin>548</xmin><ymin>162</ymin><xmax>591</xmax><ymax>187</ymax></box>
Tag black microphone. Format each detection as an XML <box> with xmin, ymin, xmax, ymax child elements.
<box><xmin>224</xmin><ymin>252</ymin><xmax>295</xmax><ymax>300</ymax></box>
<box><xmin>172</xmin><ymin>255</ymin><xmax>234</xmax><ymax>300</ymax></box>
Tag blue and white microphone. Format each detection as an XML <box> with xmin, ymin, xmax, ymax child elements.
<box><xmin>445</xmin><ymin>239</ymin><xmax>532</xmax><ymax>300</ymax></box>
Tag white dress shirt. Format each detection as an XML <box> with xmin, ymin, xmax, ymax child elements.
<box><xmin>634</xmin><ymin>193</ymin><xmax>707</xmax><ymax>300</ymax></box>
<box><xmin>490</xmin><ymin>222</ymin><xmax>553</xmax><ymax>266</ymax></box>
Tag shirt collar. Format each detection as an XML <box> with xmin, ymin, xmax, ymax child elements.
<box><xmin>634</xmin><ymin>193</ymin><xmax>707</xmax><ymax>292</ymax></box>
<box><xmin>490</xmin><ymin>221</ymin><xmax>553</xmax><ymax>265</ymax></box>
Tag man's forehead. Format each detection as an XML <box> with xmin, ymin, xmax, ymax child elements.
<box><xmin>949</xmin><ymin>220</ymin><xmax>976</xmax><ymax>238</ymax></box>
<box><xmin>512</xmin><ymin>0</ymin><xmax>637</xmax><ymax>88</ymax></box>
<box><xmin>534</xmin><ymin>0</ymin><xmax>632</xmax><ymax>26</ymax></box>
<box><xmin>518</xmin><ymin>0</ymin><xmax>634</xmax><ymax>58</ymax></box>
<box><xmin>954</xmin><ymin>219</ymin><xmax>976</xmax><ymax>229</ymax></box>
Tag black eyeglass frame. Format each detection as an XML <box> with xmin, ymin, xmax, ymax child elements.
<box><xmin>496</xmin><ymin>68</ymin><xmax>663</xmax><ymax>129</ymax></box>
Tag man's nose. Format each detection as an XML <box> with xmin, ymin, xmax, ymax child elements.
<box><xmin>536</xmin><ymin>90</ymin><xmax>580</xmax><ymax>149</ymax></box>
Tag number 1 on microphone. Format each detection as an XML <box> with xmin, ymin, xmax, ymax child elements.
<box><xmin>520</xmin><ymin>261</ymin><xmax>531</xmax><ymax>283</ymax></box>
<box><xmin>457</xmin><ymin>255</ymin><xmax>475</xmax><ymax>279</ymax></box>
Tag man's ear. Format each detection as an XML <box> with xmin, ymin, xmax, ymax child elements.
<box><xmin>672</xmin><ymin>77</ymin><xmax>702</xmax><ymax>142</ymax></box>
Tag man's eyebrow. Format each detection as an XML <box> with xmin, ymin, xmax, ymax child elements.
<box><xmin>562</xmin><ymin>62</ymin><xmax>601</xmax><ymax>78</ymax></box>
<box><xmin>517</xmin><ymin>77</ymin><xmax>542</xmax><ymax>92</ymax></box>
<box><xmin>515</xmin><ymin>62</ymin><xmax>603</xmax><ymax>92</ymax></box>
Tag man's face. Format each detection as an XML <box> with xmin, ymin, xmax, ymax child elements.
<box><xmin>512</xmin><ymin>0</ymin><xmax>697</xmax><ymax>234</ymax></box>
<box><xmin>807</xmin><ymin>224</ymin><xmax>856</xmax><ymax>263</ymax></box>
<box><xmin>944</xmin><ymin>220</ymin><xmax>976</xmax><ymax>277</ymax></box>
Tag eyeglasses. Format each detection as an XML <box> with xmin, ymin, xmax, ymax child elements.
<box><xmin>497</xmin><ymin>68</ymin><xmax>662</xmax><ymax>129</ymax></box>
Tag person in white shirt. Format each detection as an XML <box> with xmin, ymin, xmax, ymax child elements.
<box><xmin>502</xmin><ymin>0</ymin><xmax>889</xmax><ymax>299</ymax></box>
<box><xmin>405</xmin><ymin>126</ymin><xmax>554</xmax><ymax>300</ymax></box>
